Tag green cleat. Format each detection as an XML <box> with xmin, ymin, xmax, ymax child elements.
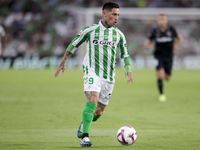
<box><xmin>159</xmin><ymin>94</ymin><xmax>167</xmax><ymax>102</ymax></box>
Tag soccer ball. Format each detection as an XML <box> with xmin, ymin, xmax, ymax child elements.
<box><xmin>117</xmin><ymin>126</ymin><xmax>137</xmax><ymax>145</ymax></box>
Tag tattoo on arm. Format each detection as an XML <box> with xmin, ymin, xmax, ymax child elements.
<box><xmin>66</xmin><ymin>51</ymin><xmax>72</xmax><ymax>56</ymax></box>
<box><xmin>59</xmin><ymin>51</ymin><xmax>72</xmax><ymax>68</ymax></box>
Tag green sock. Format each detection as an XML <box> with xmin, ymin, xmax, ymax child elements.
<box><xmin>93</xmin><ymin>113</ymin><xmax>103</xmax><ymax>122</ymax></box>
<box><xmin>82</xmin><ymin>102</ymin><xmax>97</xmax><ymax>134</ymax></box>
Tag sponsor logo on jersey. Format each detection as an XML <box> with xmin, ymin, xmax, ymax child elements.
<box><xmin>156</xmin><ymin>37</ymin><xmax>172</xmax><ymax>42</ymax></box>
<box><xmin>93</xmin><ymin>39</ymin><xmax>116</xmax><ymax>47</ymax></box>
<box><xmin>93</xmin><ymin>39</ymin><xmax>98</xmax><ymax>44</ymax></box>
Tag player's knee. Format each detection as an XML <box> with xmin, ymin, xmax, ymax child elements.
<box><xmin>157</xmin><ymin>74</ymin><xmax>164</xmax><ymax>80</ymax></box>
<box><xmin>165</xmin><ymin>76</ymin><xmax>170</xmax><ymax>81</ymax></box>
<box><xmin>158</xmin><ymin>74</ymin><xmax>165</xmax><ymax>80</ymax></box>
<box><xmin>157</xmin><ymin>70</ymin><xmax>165</xmax><ymax>79</ymax></box>
<box><xmin>158</xmin><ymin>77</ymin><xmax>165</xmax><ymax>80</ymax></box>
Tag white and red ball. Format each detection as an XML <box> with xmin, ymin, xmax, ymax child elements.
<box><xmin>117</xmin><ymin>126</ymin><xmax>137</xmax><ymax>145</ymax></box>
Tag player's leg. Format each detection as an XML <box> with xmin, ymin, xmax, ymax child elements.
<box><xmin>82</xmin><ymin>91</ymin><xmax>99</xmax><ymax>138</ymax></box>
<box><xmin>80</xmin><ymin>91</ymin><xmax>98</xmax><ymax>147</ymax></box>
<box><xmin>79</xmin><ymin>75</ymin><xmax>101</xmax><ymax>147</ymax></box>
<box><xmin>96</xmin><ymin>80</ymin><xmax>114</xmax><ymax>118</ymax></box>
<box><xmin>93</xmin><ymin>101</ymin><xmax>106</xmax><ymax>121</ymax></box>
<box><xmin>157</xmin><ymin>68</ymin><xmax>165</xmax><ymax>94</ymax></box>
<box><xmin>164</xmin><ymin>58</ymin><xmax>173</xmax><ymax>81</ymax></box>
<box><xmin>156</xmin><ymin>58</ymin><xmax>167</xmax><ymax>102</ymax></box>
<box><xmin>83</xmin><ymin>79</ymin><xmax>114</xmax><ymax>129</ymax></box>
<box><xmin>81</xmin><ymin>79</ymin><xmax>113</xmax><ymax>135</ymax></box>
<box><xmin>77</xmin><ymin>95</ymin><xmax>105</xmax><ymax>139</ymax></box>
<box><xmin>157</xmin><ymin>68</ymin><xmax>167</xmax><ymax>102</ymax></box>
<box><xmin>165</xmin><ymin>73</ymin><xmax>171</xmax><ymax>81</ymax></box>
<box><xmin>156</xmin><ymin>58</ymin><xmax>165</xmax><ymax>94</ymax></box>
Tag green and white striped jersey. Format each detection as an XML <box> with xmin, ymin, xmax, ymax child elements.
<box><xmin>67</xmin><ymin>20</ymin><xmax>130</xmax><ymax>82</ymax></box>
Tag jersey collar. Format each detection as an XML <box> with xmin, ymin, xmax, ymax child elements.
<box><xmin>99</xmin><ymin>20</ymin><xmax>114</xmax><ymax>31</ymax></box>
<box><xmin>157</xmin><ymin>24</ymin><xmax>169</xmax><ymax>32</ymax></box>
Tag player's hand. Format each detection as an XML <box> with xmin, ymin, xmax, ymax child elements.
<box><xmin>54</xmin><ymin>63</ymin><xmax>65</xmax><ymax>77</ymax></box>
<box><xmin>144</xmin><ymin>40</ymin><xmax>154</xmax><ymax>50</ymax></box>
<box><xmin>173</xmin><ymin>44</ymin><xmax>178</xmax><ymax>51</ymax></box>
<box><xmin>125</xmin><ymin>71</ymin><xmax>133</xmax><ymax>83</ymax></box>
<box><xmin>147</xmin><ymin>44</ymin><xmax>154</xmax><ymax>50</ymax></box>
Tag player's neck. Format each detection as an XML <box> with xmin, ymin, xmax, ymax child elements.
<box><xmin>159</xmin><ymin>25</ymin><xmax>168</xmax><ymax>32</ymax></box>
<box><xmin>101</xmin><ymin>19</ymin><xmax>111</xmax><ymax>28</ymax></box>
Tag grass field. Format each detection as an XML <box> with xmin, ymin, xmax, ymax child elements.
<box><xmin>0</xmin><ymin>69</ymin><xmax>200</xmax><ymax>150</ymax></box>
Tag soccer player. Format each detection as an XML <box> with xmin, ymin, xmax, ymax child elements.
<box><xmin>144</xmin><ymin>14</ymin><xmax>182</xmax><ymax>102</ymax></box>
<box><xmin>54</xmin><ymin>2</ymin><xmax>133</xmax><ymax>147</ymax></box>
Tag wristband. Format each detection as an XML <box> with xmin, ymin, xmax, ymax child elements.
<box><xmin>125</xmin><ymin>65</ymin><xmax>132</xmax><ymax>74</ymax></box>
<box><xmin>124</xmin><ymin>57</ymin><xmax>130</xmax><ymax>65</ymax></box>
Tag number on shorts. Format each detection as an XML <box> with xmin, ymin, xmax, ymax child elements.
<box><xmin>89</xmin><ymin>77</ymin><xmax>93</xmax><ymax>85</ymax></box>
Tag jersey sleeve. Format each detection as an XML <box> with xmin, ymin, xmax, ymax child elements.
<box><xmin>119</xmin><ymin>31</ymin><xmax>131</xmax><ymax>66</ymax></box>
<box><xmin>147</xmin><ymin>28</ymin><xmax>156</xmax><ymax>42</ymax></box>
<box><xmin>66</xmin><ymin>26</ymin><xmax>90</xmax><ymax>53</ymax></box>
<box><xmin>170</xmin><ymin>26</ymin><xmax>178</xmax><ymax>39</ymax></box>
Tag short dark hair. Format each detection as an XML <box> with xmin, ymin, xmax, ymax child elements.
<box><xmin>158</xmin><ymin>14</ymin><xmax>167</xmax><ymax>17</ymax></box>
<box><xmin>102</xmin><ymin>2</ymin><xmax>119</xmax><ymax>11</ymax></box>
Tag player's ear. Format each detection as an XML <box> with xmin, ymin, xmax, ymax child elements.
<box><xmin>102</xmin><ymin>10</ymin><xmax>107</xmax><ymax>17</ymax></box>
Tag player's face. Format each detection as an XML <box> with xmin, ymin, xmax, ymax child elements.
<box><xmin>103</xmin><ymin>8</ymin><xmax>119</xmax><ymax>27</ymax></box>
<box><xmin>157</xmin><ymin>15</ymin><xmax>168</xmax><ymax>28</ymax></box>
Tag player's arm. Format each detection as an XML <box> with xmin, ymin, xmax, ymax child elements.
<box><xmin>173</xmin><ymin>34</ymin><xmax>183</xmax><ymax>51</ymax></box>
<box><xmin>54</xmin><ymin>51</ymin><xmax>72</xmax><ymax>77</ymax></box>
<box><xmin>144</xmin><ymin>39</ymin><xmax>154</xmax><ymax>50</ymax></box>
<box><xmin>144</xmin><ymin>28</ymin><xmax>155</xmax><ymax>50</ymax></box>
<box><xmin>54</xmin><ymin>27</ymin><xmax>89</xmax><ymax>77</ymax></box>
<box><xmin>124</xmin><ymin>57</ymin><xmax>133</xmax><ymax>84</ymax></box>
<box><xmin>119</xmin><ymin>33</ymin><xmax>133</xmax><ymax>83</ymax></box>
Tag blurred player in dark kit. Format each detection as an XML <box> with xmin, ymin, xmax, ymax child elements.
<box><xmin>144</xmin><ymin>14</ymin><xmax>182</xmax><ymax>102</ymax></box>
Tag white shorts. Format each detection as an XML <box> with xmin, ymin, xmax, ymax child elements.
<box><xmin>83</xmin><ymin>74</ymin><xmax>115</xmax><ymax>105</ymax></box>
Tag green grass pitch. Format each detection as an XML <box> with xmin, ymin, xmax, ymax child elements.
<box><xmin>0</xmin><ymin>69</ymin><xmax>200</xmax><ymax>150</ymax></box>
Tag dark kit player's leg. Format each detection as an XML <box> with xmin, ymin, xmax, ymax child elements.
<box><xmin>164</xmin><ymin>57</ymin><xmax>173</xmax><ymax>81</ymax></box>
<box><xmin>157</xmin><ymin>68</ymin><xmax>165</xmax><ymax>95</ymax></box>
<box><xmin>156</xmin><ymin>58</ymin><xmax>167</xmax><ymax>102</ymax></box>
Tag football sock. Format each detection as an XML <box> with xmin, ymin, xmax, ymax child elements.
<box><xmin>82</xmin><ymin>133</ymin><xmax>89</xmax><ymax>139</ymax></box>
<box><xmin>157</xmin><ymin>79</ymin><xmax>163</xmax><ymax>94</ymax></box>
<box><xmin>93</xmin><ymin>113</ymin><xmax>103</xmax><ymax>122</ymax></box>
<box><xmin>82</xmin><ymin>102</ymin><xmax>97</xmax><ymax>138</ymax></box>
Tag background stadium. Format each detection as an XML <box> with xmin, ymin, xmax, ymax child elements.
<box><xmin>0</xmin><ymin>0</ymin><xmax>200</xmax><ymax>149</ymax></box>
